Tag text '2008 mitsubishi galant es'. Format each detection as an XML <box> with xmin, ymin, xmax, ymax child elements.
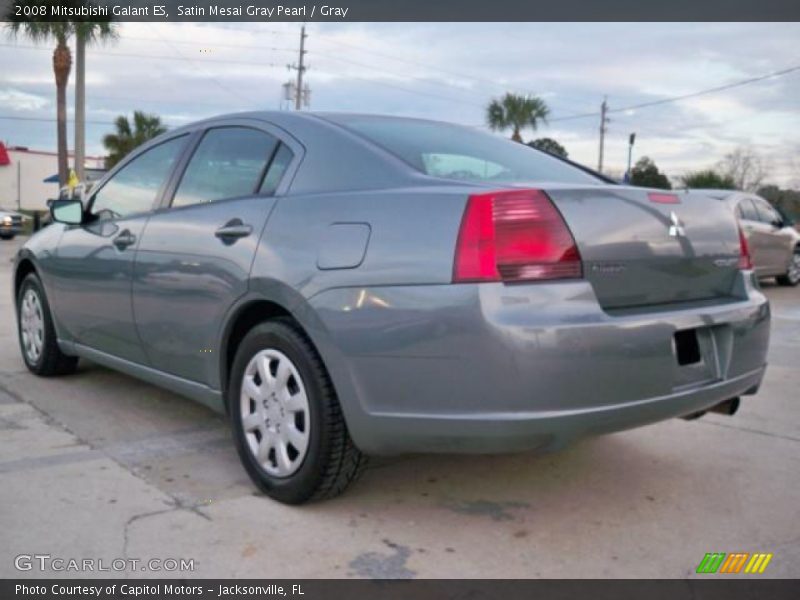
<box><xmin>13</xmin><ymin>113</ymin><xmax>770</xmax><ymax>503</ymax></box>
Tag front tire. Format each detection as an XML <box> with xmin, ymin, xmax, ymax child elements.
<box><xmin>776</xmin><ymin>247</ymin><xmax>800</xmax><ymax>287</ymax></box>
<box><xmin>228</xmin><ymin>318</ymin><xmax>366</xmax><ymax>504</ymax></box>
<box><xmin>17</xmin><ymin>273</ymin><xmax>79</xmax><ymax>376</ymax></box>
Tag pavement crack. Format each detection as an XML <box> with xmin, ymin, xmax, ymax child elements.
<box><xmin>122</xmin><ymin>506</ymin><xmax>177</xmax><ymax>561</ymax></box>
<box><xmin>122</xmin><ymin>498</ymin><xmax>212</xmax><ymax>560</ymax></box>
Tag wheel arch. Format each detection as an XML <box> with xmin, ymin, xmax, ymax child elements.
<box><xmin>219</xmin><ymin>298</ymin><xmax>294</xmax><ymax>402</ymax></box>
<box><xmin>14</xmin><ymin>255</ymin><xmax>38</xmax><ymax>302</ymax></box>
<box><xmin>217</xmin><ymin>283</ymin><xmax>368</xmax><ymax>450</ymax></box>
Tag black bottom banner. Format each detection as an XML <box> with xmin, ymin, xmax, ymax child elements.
<box><xmin>2</xmin><ymin>580</ymin><xmax>799</xmax><ymax>600</ymax></box>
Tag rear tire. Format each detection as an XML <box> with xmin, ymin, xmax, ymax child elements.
<box><xmin>776</xmin><ymin>247</ymin><xmax>800</xmax><ymax>287</ymax></box>
<box><xmin>228</xmin><ymin>318</ymin><xmax>366</xmax><ymax>504</ymax></box>
<box><xmin>16</xmin><ymin>273</ymin><xmax>79</xmax><ymax>376</ymax></box>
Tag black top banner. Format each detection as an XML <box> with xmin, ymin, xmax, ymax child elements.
<box><xmin>1</xmin><ymin>0</ymin><xmax>799</xmax><ymax>21</ymax></box>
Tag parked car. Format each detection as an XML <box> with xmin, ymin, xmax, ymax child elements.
<box><xmin>13</xmin><ymin>113</ymin><xmax>770</xmax><ymax>503</ymax></box>
<box><xmin>0</xmin><ymin>208</ymin><xmax>24</xmax><ymax>240</ymax></box>
<box><xmin>689</xmin><ymin>189</ymin><xmax>800</xmax><ymax>286</ymax></box>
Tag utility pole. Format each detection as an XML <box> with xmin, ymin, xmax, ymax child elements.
<box><xmin>286</xmin><ymin>25</ymin><xmax>309</xmax><ymax>110</ymax></box>
<box><xmin>597</xmin><ymin>96</ymin><xmax>610</xmax><ymax>173</ymax></box>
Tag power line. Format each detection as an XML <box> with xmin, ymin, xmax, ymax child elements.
<box><xmin>124</xmin><ymin>31</ymin><xmax>597</xmax><ymax>115</ymax></box>
<box><xmin>313</xmin><ymin>34</ymin><xmax>598</xmax><ymax>113</ymax></box>
<box><xmin>0</xmin><ymin>115</ymin><xmax>116</xmax><ymax>125</ymax></box>
<box><xmin>313</xmin><ymin>69</ymin><xmax>486</xmax><ymax>108</ymax></box>
<box><xmin>313</xmin><ymin>51</ymin><xmax>600</xmax><ymax>118</ymax></box>
<box><xmin>551</xmin><ymin>62</ymin><xmax>800</xmax><ymax>123</ymax></box>
<box><xmin>123</xmin><ymin>35</ymin><xmax>295</xmax><ymax>53</ymax></box>
<box><xmin>0</xmin><ymin>42</ymin><xmax>284</xmax><ymax>68</ymax></box>
<box><xmin>2</xmin><ymin>38</ymin><xmax>592</xmax><ymax>117</ymax></box>
<box><xmin>148</xmin><ymin>25</ymin><xmax>259</xmax><ymax>108</ymax></box>
<box><xmin>610</xmin><ymin>64</ymin><xmax>800</xmax><ymax>114</ymax></box>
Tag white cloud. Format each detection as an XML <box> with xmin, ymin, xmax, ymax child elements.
<box><xmin>0</xmin><ymin>88</ymin><xmax>48</xmax><ymax>110</ymax></box>
<box><xmin>1</xmin><ymin>22</ymin><xmax>798</xmax><ymax>186</ymax></box>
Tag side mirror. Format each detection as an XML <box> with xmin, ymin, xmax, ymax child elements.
<box><xmin>50</xmin><ymin>199</ymin><xmax>84</xmax><ymax>225</ymax></box>
<box><xmin>772</xmin><ymin>217</ymin><xmax>784</xmax><ymax>229</ymax></box>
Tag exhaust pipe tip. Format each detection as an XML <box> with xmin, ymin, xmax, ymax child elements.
<box><xmin>681</xmin><ymin>410</ymin><xmax>706</xmax><ymax>421</ymax></box>
<box><xmin>708</xmin><ymin>397</ymin><xmax>740</xmax><ymax>416</ymax></box>
<box><xmin>681</xmin><ymin>397</ymin><xmax>740</xmax><ymax>420</ymax></box>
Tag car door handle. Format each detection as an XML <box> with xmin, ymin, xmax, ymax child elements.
<box><xmin>113</xmin><ymin>230</ymin><xmax>136</xmax><ymax>250</ymax></box>
<box><xmin>215</xmin><ymin>220</ymin><xmax>252</xmax><ymax>241</ymax></box>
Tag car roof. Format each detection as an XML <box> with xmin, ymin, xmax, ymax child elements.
<box><xmin>683</xmin><ymin>188</ymin><xmax>741</xmax><ymax>200</ymax></box>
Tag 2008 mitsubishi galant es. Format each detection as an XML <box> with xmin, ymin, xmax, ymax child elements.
<box><xmin>13</xmin><ymin>113</ymin><xmax>770</xmax><ymax>504</ymax></box>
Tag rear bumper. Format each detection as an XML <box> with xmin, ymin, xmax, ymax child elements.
<box><xmin>347</xmin><ymin>366</ymin><xmax>765</xmax><ymax>454</ymax></box>
<box><xmin>309</xmin><ymin>272</ymin><xmax>770</xmax><ymax>455</ymax></box>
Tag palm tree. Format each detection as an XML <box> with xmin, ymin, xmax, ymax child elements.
<box><xmin>73</xmin><ymin>19</ymin><xmax>117</xmax><ymax>181</ymax></box>
<box><xmin>487</xmin><ymin>93</ymin><xmax>550</xmax><ymax>143</ymax></box>
<box><xmin>5</xmin><ymin>7</ymin><xmax>74</xmax><ymax>186</ymax></box>
<box><xmin>102</xmin><ymin>111</ymin><xmax>167</xmax><ymax>169</ymax></box>
<box><xmin>5</xmin><ymin>2</ymin><xmax>115</xmax><ymax>186</ymax></box>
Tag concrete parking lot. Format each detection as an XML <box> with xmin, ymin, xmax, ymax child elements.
<box><xmin>0</xmin><ymin>235</ymin><xmax>798</xmax><ymax>579</ymax></box>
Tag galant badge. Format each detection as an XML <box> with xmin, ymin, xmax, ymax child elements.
<box><xmin>669</xmin><ymin>211</ymin><xmax>686</xmax><ymax>238</ymax></box>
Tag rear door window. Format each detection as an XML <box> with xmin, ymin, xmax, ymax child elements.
<box><xmin>737</xmin><ymin>198</ymin><xmax>759</xmax><ymax>222</ymax></box>
<box><xmin>259</xmin><ymin>143</ymin><xmax>294</xmax><ymax>195</ymax></box>
<box><xmin>172</xmin><ymin>127</ymin><xmax>277</xmax><ymax>208</ymax></box>
<box><xmin>753</xmin><ymin>197</ymin><xmax>779</xmax><ymax>224</ymax></box>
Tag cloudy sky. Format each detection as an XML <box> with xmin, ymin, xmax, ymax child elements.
<box><xmin>1</xmin><ymin>22</ymin><xmax>799</xmax><ymax>185</ymax></box>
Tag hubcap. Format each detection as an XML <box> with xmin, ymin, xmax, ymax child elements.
<box><xmin>240</xmin><ymin>349</ymin><xmax>310</xmax><ymax>478</ymax></box>
<box><xmin>789</xmin><ymin>252</ymin><xmax>800</xmax><ymax>284</ymax></box>
<box><xmin>20</xmin><ymin>289</ymin><xmax>44</xmax><ymax>364</ymax></box>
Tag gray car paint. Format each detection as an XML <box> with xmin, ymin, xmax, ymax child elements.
<box><xmin>14</xmin><ymin>112</ymin><xmax>770</xmax><ymax>455</ymax></box>
<box><xmin>688</xmin><ymin>189</ymin><xmax>800</xmax><ymax>278</ymax></box>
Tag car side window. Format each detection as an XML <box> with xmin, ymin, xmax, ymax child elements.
<box><xmin>753</xmin><ymin>198</ymin><xmax>779</xmax><ymax>225</ymax></box>
<box><xmin>738</xmin><ymin>198</ymin><xmax>759</xmax><ymax>222</ymax></box>
<box><xmin>91</xmin><ymin>135</ymin><xmax>187</xmax><ymax>220</ymax></box>
<box><xmin>172</xmin><ymin>127</ymin><xmax>277</xmax><ymax>208</ymax></box>
<box><xmin>259</xmin><ymin>143</ymin><xmax>294</xmax><ymax>195</ymax></box>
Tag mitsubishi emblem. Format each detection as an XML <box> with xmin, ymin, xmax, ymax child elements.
<box><xmin>669</xmin><ymin>211</ymin><xmax>686</xmax><ymax>238</ymax></box>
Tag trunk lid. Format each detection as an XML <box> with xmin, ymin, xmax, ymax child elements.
<box><xmin>543</xmin><ymin>186</ymin><xmax>742</xmax><ymax>310</ymax></box>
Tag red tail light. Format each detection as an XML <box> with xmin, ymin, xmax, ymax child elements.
<box><xmin>648</xmin><ymin>192</ymin><xmax>680</xmax><ymax>204</ymax></box>
<box><xmin>453</xmin><ymin>189</ymin><xmax>582</xmax><ymax>283</ymax></box>
<box><xmin>738</xmin><ymin>226</ymin><xmax>753</xmax><ymax>270</ymax></box>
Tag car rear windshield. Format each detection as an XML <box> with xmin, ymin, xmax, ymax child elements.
<box><xmin>325</xmin><ymin>115</ymin><xmax>602</xmax><ymax>185</ymax></box>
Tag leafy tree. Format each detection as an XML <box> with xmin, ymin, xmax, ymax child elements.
<box><xmin>528</xmin><ymin>137</ymin><xmax>568</xmax><ymax>158</ymax></box>
<box><xmin>6</xmin><ymin>8</ymin><xmax>73</xmax><ymax>186</ymax></box>
<box><xmin>680</xmin><ymin>169</ymin><xmax>737</xmax><ymax>190</ymax></box>
<box><xmin>487</xmin><ymin>93</ymin><xmax>550</xmax><ymax>143</ymax></box>
<box><xmin>103</xmin><ymin>112</ymin><xmax>168</xmax><ymax>169</ymax></box>
<box><xmin>630</xmin><ymin>156</ymin><xmax>672</xmax><ymax>190</ymax></box>
<box><xmin>5</xmin><ymin>1</ymin><xmax>115</xmax><ymax>186</ymax></box>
